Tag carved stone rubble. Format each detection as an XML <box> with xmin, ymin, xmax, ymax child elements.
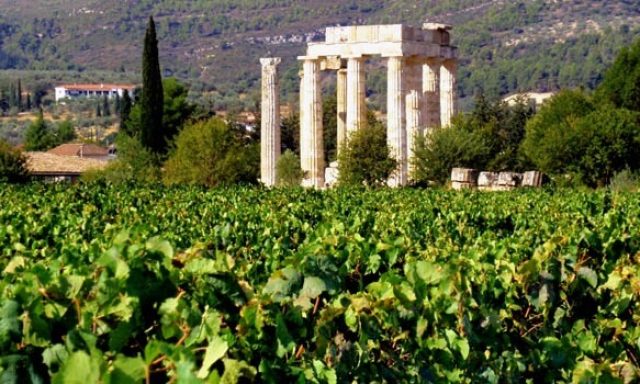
<box><xmin>260</xmin><ymin>23</ymin><xmax>458</xmax><ymax>188</ymax></box>
<box><xmin>454</xmin><ymin>169</ymin><xmax>544</xmax><ymax>191</ymax></box>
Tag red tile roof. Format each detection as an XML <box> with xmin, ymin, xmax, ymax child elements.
<box><xmin>48</xmin><ymin>143</ymin><xmax>110</xmax><ymax>157</ymax></box>
<box><xmin>26</xmin><ymin>152</ymin><xmax>109</xmax><ymax>175</ymax></box>
<box><xmin>57</xmin><ymin>84</ymin><xmax>136</xmax><ymax>91</ymax></box>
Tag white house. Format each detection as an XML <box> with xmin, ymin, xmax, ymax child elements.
<box><xmin>54</xmin><ymin>83</ymin><xmax>136</xmax><ymax>102</ymax></box>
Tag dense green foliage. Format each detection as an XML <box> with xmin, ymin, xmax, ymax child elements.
<box><xmin>139</xmin><ymin>16</ymin><xmax>164</xmax><ymax>153</ymax></box>
<box><xmin>522</xmin><ymin>86</ymin><xmax>640</xmax><ymax>187</ymax></box>
<box><xmin>163</xmin><ymin>118</ymin><xmax>259</xmax><ymax>187</ymax></box>
<box><xmin>83</xmin><ymin>134</ymin><xmax>161</xmax><ymax>184</ymax></box>
<box><xmin>23</xmin><ymin>110</ymin><xmax>80</xmax><ymax>151</ymax></box>
<box><xmin>1</xmin><ymin>185</ymin><xmax>640</xmax><ymax>382</ymax></box>
<box><xmin>276</xmin><ymin>149</ymin><xmax>302</xmax><ymax>187</ymax></box>
<box><xmin>412</xmin><ymin>96</ymin><xmax>533</xmax><ymax>185</ymax></box>
<box><xmin>23</xmin><ymin>110</ymin><xmax>54</xmax><ymax>151</ymax></box>
<box><xmin>596</xmin><ymin>37</ymin><xmax>640</xmax><ymax>112</ymax></box>
<box><xmin>412</xmin><ymin>125</ymin><xmax>490</xmax><ymax>185</ymax></box>
<box><xmin>338</xmin><ymin>123</ymin><xmax>395</xmax><ymax>187</ymax></box>
<box><xmin>0</xmin><ymin>139</ymin><xmax>26</xmax><ymax>182</ymax></box>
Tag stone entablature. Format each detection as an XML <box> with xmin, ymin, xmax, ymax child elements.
<box><xmin>307</xmin><ymin>24</ymin><xmax>457</xmax><ymax>59</ymax></box>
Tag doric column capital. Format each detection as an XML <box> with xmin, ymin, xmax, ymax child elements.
<box><xmin>260</xmin><ymin>57</ymin><xmax>281</xmax><ymax>67</ymax></box>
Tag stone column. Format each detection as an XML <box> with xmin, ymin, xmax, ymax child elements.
<box><xmin>346</xmin><ymin>56</ymin><xmax>367</xmax><ymax>136</ymax></box>
<box><xmin>336</xmin><ymin>68</ymin><xmax>347</xmax><ymax>155</ymax></box>
<box><xmin>440</xmin><ymin>59</ymin><xmax>457</xmax><ymax>128</ymax></box>
<box><xmin>387</xmin><ymin>56</ymin><xmax>407</xmax><ymax>187</ymax></box>
<box><xmin>423</xmin><ymin>58</ymin><xmax>441</xmax><ymax>134</ymax></box>
<box><xmin>406</xmin><ymin>89</ymin><xmax>421</xmax><ymax>178</ymax></box>
<box><xmin>259</xmin><ymin>58</ymin><xmax>281</xmax><ymax>187</ymax></box>
<box><xmin>299</xmin><ymin>57</ymin><xmax>324</xmax><ymax>188</ymax></box>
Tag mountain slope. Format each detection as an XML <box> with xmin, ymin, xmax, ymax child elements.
<box><xmin>0</xmin><ymin>0</ymin><xmax>639</xmax><ymax>110</ymax></box>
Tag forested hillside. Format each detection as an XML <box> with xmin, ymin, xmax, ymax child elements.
<box><xmin>1</xmin><ymin>0</ymin><xmax>639</xmax><ymax>110</ymax></box>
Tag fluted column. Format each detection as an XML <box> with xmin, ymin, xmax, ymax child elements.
<box><xmin>336</xmin><ymin>68</ymin><xmax>347</xmax><ymax>155</ymax></box>
<box><xmin>423</xmin><ymin>58</ymin><xmax>441</xmax><ymax>134</ymax></box>
<box><xmin>346</xmin><ymin>56</ymin><xmax>367</xmax><ymax>136</ymax></box>
<box><xmin>387</xmin><ymin>56</ymin><xmax>407</xmax><ymax>187</ymax></box>
<box><xmin>300</xmin><ymin>57</ymin><xmax>324</xmax><ymax>188</ymax></box>
<box><xmin>259</xmin><ymin>58</ymin><xmax>281</xmax><ymax>187</ymax></box>
<box><xmin>406</xmin><ymin>89</ymin><xmax>421</xmax><ymax>178</ymax></box>
<box><xmin>440</xmin><ymin>59</ymin><xmax>457</xmax><ymax>128</ymax></box>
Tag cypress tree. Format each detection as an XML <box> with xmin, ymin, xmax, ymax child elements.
<box><xmin>103</xmin><ymin>94</ymin><xmax>111</xmax><ymax>116</ymax></box>
<box><xmin>114</xmin><ymin>93</ymin><xmax>121</xmax><ymax>115</ymax></box>
<box><xmin>140</xmin><ymin>16</ymin><xmax>164</xmax><ymax>153</ymax></box>
<box><xmin>26</xmin><ymin>94</ymin><xmax>31</xmax><ymax>111</ymax></box>
<box><xmin>17</xmin><ymin>80</ymin><xmax>22</xmax><ymax>112</ymax></box>
<box><xmin>120</xmin><ymin>89</ymin><xmax>132</xmax><ymax>134</ymax></box>
<box><xmin>9</xmin><ymin>83</ymin><xmax>15</xmax><ymax>109</ymax></box>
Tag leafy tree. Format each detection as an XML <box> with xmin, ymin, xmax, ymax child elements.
<box><xmin>276</xmin><ymin>149</ymin><xmax>302</xmax><ymax>186</ymax></box>
<box><xmin>521</xmin><ymin>89</ymin><xmax>595</xmax><ymax>176</ymax></box>
<box><xmin>412</xmin><ymin>121</ymin><xmax>492</xmax><ymax>185</ymax></box>
<box><xmin>24</xmin><ymin>109</ymin><xmax>54</xmax><ymax>151</ymax></box>
<box><xmin>83</xmin><ymin>134</ymin><xmax>161</xmax><ymax>183</ymax></box>
<box><xmin>338</xmin><ymin>123</ymin><xmax>396</xmax><ymax>187</ymax></box>
<box><xmin>163</xmin><ymin>117</ymin><xmax>259</xmax><ymax>187</ymax></box>
<box><xmin>596</xmin><ymin>37</ymin><xmax>640</xmax><ymax>111</ymax></box>
<box><xmin>0</xmin><ymin>139</ymin><xmax>27</xmax><ymax>183</ymax></box>
<box><xmin>56</xmin><ymin>119</ymin><xmax>76</xmax><ymax>143</ymax></box>
<box><xmin>120</xmin><ymin>89</ymin><xmax>132</xmax><ymax>134</ymax></box>
<box><xmin>323</xmin><ymin>96</ymin><xmax>337</xmax><ymax>162</ymax></box>
<box><xmin>281</xmin><ymin>114</ymin><xmax>299</xmax><ymax>154</ymax></box>
<box><xmin>571</xmin><ymin>108</ymin><xmax>640</xmax><ymax>187</ymax></box>
<box><xmin>140</xmin><ymin>16</ymin><xmax>164</xmax><ymax>153</ymax></box>
<box><xmin>162</xmin><ymin>77</ymin><xmax>195</xmax><ymax>142</ymax></box>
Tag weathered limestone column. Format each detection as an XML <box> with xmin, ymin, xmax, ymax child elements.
<box><xmin>299</xmin><ymin>57</ymin><xmax>324</xmax><ymax>188</ymax></box>
<box><xmin>346</xmin><ymin>56</ymin><xmax>367</xmax><ymax>135</ymax></box>
<box><xmin>423</xmin><ymin>58</ymin><xmax>441</xmax><ymax>134</ymax></box>
<box><xmin>406</xmin><ymin>89</ymin><xmax>421</xmax><ymax>178</ymax></box>
<box><xmin>336</xmin><ymin>68</ymin><xmax>347</xmax><ymax>155</ymax></box>
<box><xmin>259</xmin><ymin>58</ymin><xmax>281</xmax><ymax>187</ymax></box>
<box><xmin>440</xmin><ymin>59</ymin><xmax>457</xmax><ymax>128</ymax></box>
<box><xmin>387</xmin><ymin>56</ymin><xmax>407</xmax><ymax>186</ymax></box>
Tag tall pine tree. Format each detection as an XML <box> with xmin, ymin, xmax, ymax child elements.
<box><xmin>140</xmin><ymin>16</ymin><xmax>164</xmax><ymax>153</ymax></box>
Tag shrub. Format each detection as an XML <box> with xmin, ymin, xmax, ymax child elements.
<box><xmin>276</xmin><ymin>150</ymin><xmax>302</xmax><ymax>187</ymax></box>
<box><xmin>163</xmin><ymin>117</ymin><xmax>259</xmax><ymax>187</ymax></box>
<box><xmin>0</xmin><ymin>140</ymin><xmax>28</xmax><ymax>183</ymax></box>
<box><xmin>83</xmin><ymin>134</ymin><xmax>161</xmax><ymax>183</ymax></box>
<box><xmin>338</xmin><ymin>124</ymin><xmax>396</xmax><ymax>187</ymax></box>
<box><xmin>609</xmin><ymin>168</ymin><xmax>640</xmax><ymax>192</ymax></box>
<box><xmin>412</xmin><ymin>124</ymin><xmax>491</xmax><ymax>185</ymax></box>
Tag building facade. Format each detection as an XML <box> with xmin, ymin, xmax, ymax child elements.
<box><xmin>54</xmin><ymin>84</ymin><xmax>136</xmax><ymax>102</ymax></box>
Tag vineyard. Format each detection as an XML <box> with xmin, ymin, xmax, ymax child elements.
<box><xmin>0</xmin><ymin>184</ymin><xmax>639</xmax><ymax>383</ymax></box>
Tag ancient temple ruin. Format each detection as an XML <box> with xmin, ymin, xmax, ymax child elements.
<box><xmin>260</xmin><ymin>23</ymin><xmax>458</xmax><ymax>187</ymax></box>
